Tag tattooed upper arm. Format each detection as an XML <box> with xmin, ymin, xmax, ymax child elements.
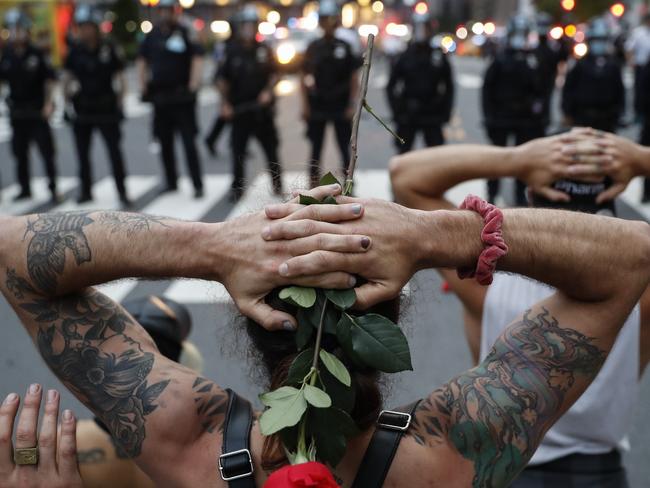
<box><xmin>411</xmin><ymin>307</ymin><xmax>606</xmax><ymax>488</ymax></box>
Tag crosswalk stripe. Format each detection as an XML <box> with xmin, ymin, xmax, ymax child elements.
<box><xmin>457</xmin><ymin>73</ymin><xmax>483</xmax><ymax>90</ymax></box>
<box><xmin>0</xmin><ymin>177</ymin><xmax>77</xmax><ymax>216</ymax></box>
<box><xmin>54</xmin><ymin>175</ymin><xmax>159</xmax><ymax>212</ymax></box>
<box><xmin>99</xmin><ymin>174</ymin><xmax>232</xmax><ymax>302</ymax></box>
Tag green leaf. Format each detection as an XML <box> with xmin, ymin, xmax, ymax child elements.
<box><xmin>299</xmin><ymin>194</ymin><xmax>322</xmax><ymax>205</ymax></box>
<box><xmin>325</xmin><ymin>289</ymin><xmax>357</xmax><ymax>310</ymax></box>
<box><xmin>319</xmin><ymin>361</ymin><xmax>355</xmax><ymax>413</ymax></box>
<box><xmin>319</xmin><ymin>172</ymin><xmax>342</xmax><ymax>187</ymax></box>
<box><xmin>279</xmin><ymin>286</ymin><xmax>317</xmax><ymax>308</ymax></box>
<box><xmin>259</xmin><ymin>388</ymin><xmax>308</xmax><ymax>435</ymax></box>
<box><xmin>311</xmin><ymin>407</ymin><xmax>359</xmax><ymax>438</ymax></box>
<box><xmin>295</xmin><ymin>309</ymin><xmax>314</xmax><ymax>350</ymax></box>
<box><xmin>286</xmin><ymin>349</ymin><xmax>314</xmax><ymax>386</ymax></box>
<box><xmin>319</xmin><ymin>350</ymin><xmax>351</xmax><ymax>387</ymax></box>
<box><xmin>259</xmin><ymin>386</ymin><xmax>301</xmax><ymax>407</ymax></box>
<box><xmin>335</xmin><ymin>315</ymin><xmax>364</xmax><ymax>366</ymax></box>
<box><xmin>304</xmin><ymin>384</ymin><xmax>332</xmax><ymax>408</ymax></box>
<box><xmin>322</xmin><ymin>195</ymin><xmax>338</xmax><ymax>205</ymax></box>
<box><xmin>308</xmin><ymin>293</ymin><xmax>338</xmax><ymax>335</ymax></box>
<box><xmin>314</xmin><ymin>430</ymin><xmax>346</xmax><ymax>467</ymax></box>
<box><xmin>342</xmin><ymin>313</ymin><xmax>413</xmax><ymax>373</ymax></box>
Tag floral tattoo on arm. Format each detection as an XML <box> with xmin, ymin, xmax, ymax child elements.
<box><xmin>410</xmin><ymin>308</ymin><xmax>606</xmax><ymax>488</ymax></box>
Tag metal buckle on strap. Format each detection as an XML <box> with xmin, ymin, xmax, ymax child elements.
<box><xmin>219</xmin><ymin>448</ymin><xmax>254</xmax><ymax>481</ymax></box>
<box><xmin>377</xmin><ymin>410</ymin><xmax>412</xmax><ymax>432</ymax></box>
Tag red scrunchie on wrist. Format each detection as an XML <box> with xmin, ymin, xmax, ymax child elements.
<box><xmin>457</xmin><ymin>195</ymin><xmax>508</xmax><ymax>286</ymax></box>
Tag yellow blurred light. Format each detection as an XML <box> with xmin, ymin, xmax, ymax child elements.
<box><xmin>147</xmin><ymin>0</ymin><xmax>160</xmax><ymax>5</ymax></box>
<box><xmin>141</xmin><ymin>20</ymin><xmax>153</xmax><ymax>33</ymax></box>
<box><xmin>564</xmin><ymin>24</ymin><xmax>577</xmax><ymax>37</ymax></box>
<box><xmin>358</xmin><ymin>0</ymin><xmax>371</xmax><ymax>7</ymax></box>
<box><xmin>456</xmin><ymin>26</ymin><xmax>468</xmax><ymax>39</ymax></box>
<box><xmin>372</xmin><ymin>1</ymin><xmax>384</xmax><ymax>13</ymax></box>
<box><xmin>386</xmin><ymin>22</ymin><xmax>408</xmax><ymax>37</ymax></box>
<box><xmin>561</xmin><ymin>0</ymin><xmax>575</xmax><ymax>11</ymax></box>
<box><xmin>275</xmin><ymin>79</ymin><xmax>296</xmax><ymax>96</ymax></box>
<box><xmin>342</xmin><ymin>3</ymin><xmax>356</xmax><ymax>28</ymax></box>
<box><xmin>574</xmin><ymin>42</ymin><xmax>588</xmax><ymax>57</ymax></box>
<box><xmin>279</xmin><ymin>0</ymin><xmax>293</xmax><ymax>5</ymax></box>
<box><xmin>303</xmin><ymin>2</ymin><xmax>318</xmax><ymax>16</ymax></box>
<box><xmin>550</xmin><ymin>26</ymin><xmax>564</xmax><ymax>40</ymax></box>
<box><xmin>267</xmin><ymin>10</ymin><xmax>281</xmax><ymax>24</ymax></box>
<box><xmin>358</xmin><ymin>24</ymin><xmax>378</xmax><ymax>37</ymax></box>
<box><xmin>215</xmin><ymin>0</ymin><xmax>229</xmax><ymax>5</ymax></box>
<box><xmin>210</xmin><ymin>20</ymin><xmax>230</xmax><ymax>34</ymax></box>
<box><xmin>276</xmin><ymin>43</ymin><xmax>296</xmax><ymax>64</ymax></box>
<box><xmin>140</xmin><ymin>0</ymin><xmax>148</xmax><ymax>5</ymax></box>
<box><xmin>414</xmin><ymin>2</ymin><xmax>428</xmax><ymax>15</ymax></box>
<box><xmin>179</xmin><ymin>0</ymin><xmax>195</xmax><ymax>8</ymax></box>
<box><xmin>610</xmin><ymin>3</ymin><xmax>625</xmax><ymax>17</ymax></box>
<box><xmin>441</xmin><ymin>35</ymin><xmax>454</xmax><ymax>49</ymax></box>
<box><xmin>484</xmin><ymin>21</ymin><xmax>495</xmax><ymax>35</ymax></box>
<box><xmin>258</xmin><ymin>21</ymin><xmax>276</xmax><ymax>36</ymax></box>
<box><xmin>471</xmin><ymin>22</ymin><xmax>484</xmax><ymax>35</ymax></box>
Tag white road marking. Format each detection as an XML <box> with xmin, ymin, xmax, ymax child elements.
<box><xmin>0</xmin><ymin>177</ymin><xmax>77</xmax><ymax>216</ymax></box>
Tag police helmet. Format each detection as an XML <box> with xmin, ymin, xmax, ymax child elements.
<box><xmin>237</xmin><ymin>5</ymin><xmax>260</xmax><ymax>24</ymax></box>
<box><xmin>587</xmin><ymin>17</ymin><xmax>610</xmax><ymax>41</ymax></box>
<box><xmin>122</xmin><ymin>295</ymin><xmax>192</xmax><ymax>363</ymax></box>
<box><xmin>4</xmin><ymin>9</ymin><xmax>32</xmax><ymax>30</ymax></box>
<box><xmin>507</xmin><ymin>15</ymin><xmax>532</xmax><ymax>37</ymax></box>
<box><xmin>74</xmin><ymin>5</ymin><xmax>102</xmax><ymax>26</ymax></box>
<box><xmin>318</xmin><ymin>0</ymin><xmax>339</xmax><ymax>18</ymax></box>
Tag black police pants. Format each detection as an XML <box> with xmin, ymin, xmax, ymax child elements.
<box><xmin>73</xmin><ymin>121</ymin><xmax>128</xmax><ymax>198</ymax></box>
<box><xmin>10</xmin><ymin>118</ymin><xmax>57</xmax><ymax>194</ymax></box>
<box><xmin>153</xmin><ymin>102</ymin><xmax>203</xmax><ymax>191</ymax></box>
<box><xmin>486</xmin><ymin>126</ymin><xmax>545</xmax><ymax>206</ymax></box>
<box><xmin>230</xmin><ymin>112</ymin><xmax>282</xmax><ymax>193</ymax></box>
<box><xmin>206</xmin><ymin>115</ymin><xmax>228</xmax><ymax>148</ymax></box>
<box><xmin>395</xmin><ymin>123</ymin><xmax>444</xmax><ymax>154</ymax></box>
<box><xmin>306</xmin><ymin>117</ymin><xmax>351</xmax><ymax>186</ymax></box>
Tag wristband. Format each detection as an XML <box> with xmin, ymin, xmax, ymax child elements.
<box><xmin>457</xmin><ymin>195</ymin><xmax>508</xmax><ymax>286</ymax></box>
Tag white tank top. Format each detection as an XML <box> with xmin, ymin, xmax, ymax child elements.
<box><xmin>481</xmin><ymin>273</ymin><xmax>640</xmax><ymax>465</ymax></box>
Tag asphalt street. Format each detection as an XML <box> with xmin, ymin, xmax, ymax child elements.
<box><xmin>0</xmin><ymin>55</ymin><xmax>648</xmax><ymax>486</ymax></box>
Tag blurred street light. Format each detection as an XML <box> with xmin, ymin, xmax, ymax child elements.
<box><xmin>574</xmin><ymin>42</ymin><xmax>588</xmax><ymax>57</ymax></box>
<box><xmin>358</xmin><ymin>0</ymin><xmax>371</xmax><ymax>7</ymax></box>
<box><xmin>386</xmin><ymin>22</ymin><xmax>409</xmax><ymax>36</ymax></box>
<box><xmin>276</xmin><ymin>43</ymin><xmax>296</xmax><ymax>64</ymax></box>
<box><xmin>484</xmin><ymin>21</ymin><xmax>495</xmax><ymax>35</ymax></box>
<box><xmin>456</xmin><ymin>26</ymin><xmax>468</xmax><ymax>39</ymax></box>
<box><xmin>258</xmin><ymin>22</ymin><xmax>276</xmax><ymax>35</ymax></box>
<box><xmin>279</xmin><ymin>0</ymin><xmax>293</xmax><ymax>6</ymax></box>
<box><xmin>358</xmin><ymin>24</ymin><xmax>379</xmax><ymax>37</ymax></box>
<box><xmin>564</xmin><ymin>24</ymin><xmax>577</xmax><ymax>37</ymax></box>
<box><xmin>372</xmin><ymin>1</ymin><xmax>384</xmax><ymax>13</ymax></box>
<box><xmin>179</xmin><ymin>0</ymin><xmax>195</xmax><ymax>8</ymax></box>
<box><xmin>342</xmin><ymin>3</ymin><xmax>356</xmax><ymax>28</ymax></box>
<box><xmin>561</xmin><ymin>0</ymin><xmax>575</xmax><ymax>11</ymax></box>
<box><xmin>267</xmin><ymin>10</ymin><xmax>281</xmax><ymax>24</ymax></box>
<box><xmin>610</xmin><ymin>3</ymin><xmax>625</xmax><ymax>17</ymax></box>
<box><xmin>216</xmin><ymin>0</ymin><xmax>229</xmax><ymax>5</ymax></box>
<box><xmin>210</xmin><ymin>20</ymin><xmax>230</xmax><ymax>34</ymax></box>
<box><xmin>471</xmin><ymin>22</ymin><xmax>484</xmax><ymax>35</ymax></box>
<box><xmin>414</xmin><ymin>2</ymin><xmax>428</xmax><ymax>15</ymax></box>
<box><xmin>141</xmin><ymin>20</ymin><xmax>153</xmax><ymax>33</ymax></box>
<box><xmin>550</xmin><ymin>25</ymin><xmax>564</xmax><ymax>39</ymax></box>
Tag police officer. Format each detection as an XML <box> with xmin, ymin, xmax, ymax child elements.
<box><xmin>386</xmin><ymin>10</ymin><xmax>453</xmax><ymax>153</ymax></box>
<box><xmin>302</xmin><ymin>0</ymin><xmax>361</xmax><ymax>187</ymax></box>
<box><xmin>216</xmin><ymin>6</ymin><xmax>283</xmax><ymax>200</ymax></box>
<box><xmin>482</xmin><ymin>15</ymin><xmax>546</xmax><ymax>205</ymax></box>
<box><xmin>138</xmin><ymin>0</ymin><xmax>204</xmax><ymax>198</ymax></box>
<box><xmin>0</xmin><ymin>9</ymin><xmax>58</xmax><ymax>202</ymax></box>
<box><xmin>562</xmin><ymin>18</ymin><xmax>625</xmax><ymax>134</ymax></box>
<box><xmin>63</xmin><ymin>5</ymin><xmax>130</xmax><ymax>206</ymax></box>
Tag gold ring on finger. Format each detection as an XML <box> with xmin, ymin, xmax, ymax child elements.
<box><xmin>14</xmin><ymin>447</ymin><xmax>38</xmax><ymax>466</ymax></box>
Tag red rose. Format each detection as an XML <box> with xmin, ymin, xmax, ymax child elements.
<box><xmin>264</xmin><ymin>462</ymin><xmax>340</xmax><ymax>488</ymax></box>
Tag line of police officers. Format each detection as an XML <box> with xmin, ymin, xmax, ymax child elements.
<box><xmin>0</xmin><ymin>1</ymin><xmax>638</xmax><ymax>206</ymax></box>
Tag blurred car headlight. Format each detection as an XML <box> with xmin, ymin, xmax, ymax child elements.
<box><xmin>277</xmin><ymin>42</ymin><xmax>297</xmax><ymax>64</ymax></box>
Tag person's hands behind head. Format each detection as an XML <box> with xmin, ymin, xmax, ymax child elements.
<box><xmin>264</xmin><ymin>196</ymin><xmax>427</xmax><ymax>310</ymax></box>
<box><xmin>219</xmin><ymin>184</ymin><xmax>374</xmax><ymax>331</ymax></box>
<box><xmin>0</xmin><ymin>386</ymin><xmax>82</xmax><ymax>488</ymax></box>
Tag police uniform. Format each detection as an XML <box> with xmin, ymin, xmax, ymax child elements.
<box><xmin>482</xmin><ymin>48</ymin><xmax>546</xmax><ymax>204</ymax></box>
<box><xmin>386</xmin><ymin>41</ymin><xmax>453</xmax><ymax>153</ymax></box>
<box><xmin>303</xmin><ymin>36</ymin><xmax>361</xmax><ymax>183</ymax></box>
<box><xmin>217</xmin><ymin>39</ymin><xmax>282</xmax><ymax>196</ymax></box>
<box><xmin>0</xmin><ymin>42</ymin><xmax>58</xmax><ymax>199</ymax></box>
<box><xmin>65</xmin><ymin>41</ymin><xmax>129</xmax><ymax>203</ymax></box>
<box><xmin>139</xmin><ymin>23</ymin><xmax>204</xmax><ymax>194</ymax></box>
<box><xmin>562</xmin><ymin>54</ymin><xmax>625</xmax><ymax>133</ymax></box>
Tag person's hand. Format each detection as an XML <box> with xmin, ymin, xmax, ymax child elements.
<box><xmin>263</xmin><ymin>196</ymin><xmax>425</xmax><ymax>310</ymax></box>
<box><xmin>258</xmin><ymin>90</ymin><xmax>273</xmax><ymax>106</ymax></box>
<box><xmin>218</xmin><ymin>185</ymin><xmax>374</xmax><ymax>331</ymax></box>
<box><xmin>41</xmin><ymin>101</ymin><xmax>54</xmax><ymax>120</ymax></box>
<box><xmin>221</xmin><ymin>102</ymin><xmax>234</xmax><ymax>120</ymax></box>
<box><xmin>0</xmin><ymin>385</ymin><xmax>82</xmax><ymax>488</ymax></box>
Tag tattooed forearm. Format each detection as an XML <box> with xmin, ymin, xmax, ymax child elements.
<box><xmin>77</xmin><ymin>448</ymin><xmax>107</xmax><ymax>465</ymax></box>
<box><xmin>192</xmin><ymin>377</ymin><xmax>229</xmax><ymax>434</ymax></box>
<box><xmin>413</xmin><ymin>308</ymin><xmax>605</xmax><ymax>488</ymax></box>
<box><xmin>7</xmin><ymin>268</ymin><xmax>169</xmax><ymax>458</ymax></box>
<box><xmin>97</xmin><ymin>212</ymin><xmax>171</xmax><ymax>237</ymax></box>
<box><xmin>23</xmin><ymin>212</ymin><xmax>94</xmax><ymax>293</ymax></box>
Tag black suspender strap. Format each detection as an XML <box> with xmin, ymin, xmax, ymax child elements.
<box><xmin>219</xmin><ymin>389</ymin><xmax>256</xmax><ymax>487</ymax></box>
<box><xmin>350</xmin><ymin>400</ymin><xmax>422</xmax><ymax>488</ymax></box>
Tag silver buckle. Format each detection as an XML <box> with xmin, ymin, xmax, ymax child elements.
<box><xmin>219</xmin><ymin>448</ymin><xmax>254</xmax><ymax>481</ymax></box>
<box><xmin>377</xmin><ymin>410</ymin><xmax>412</xmax><ymax>432</ymax></box>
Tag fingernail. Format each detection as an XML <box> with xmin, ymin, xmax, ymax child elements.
<box><xmin>47</xmin><ymin>389</ymin><xmax>57</xmax><ymax>404</ymax></box>
<box><xmin>329</xmin><ymin>183</ymin><xmax>341</xmax><ymax>191</ymax></box>
<box><xmin>352</xmin><ymin>204</ymin><xmax>362</xmax><ymax>215</ymax></box>
<box><xmin>29</xmin><ymin>384</ymin><xmax>40</xmax><ymax>395</ymax></box>
<box><xmin>348</xmin><ymin>275</ymin><xmax>357</xmax><ymax>287</ymax></box>
<box><xmin>279</xmin><ymin>263</ymin><xmax>289</xmax><ymax>277</ymax></box>
<box><xmin>282</xmin><ymin>321</ymin><xmax>296</xmax><ymax>331</ymax></box>
<box><xmin>3</xmin><ymin>393</ymin><xmax>17</xmax><ymax>405</ymax></box>
<box><xmin>361</xmin><ymin>237</ymin><xmax>370</xmax><ymax>249</ymax></box>
<box><xmin>63</xmin><ymin>409</ymin><xmax>73</xmax><ymax>422</ymax></box>
<box><xmin>262</xmin><ymin>226</ymin><xmax>271</xmax><ymax>240</ymax></box>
